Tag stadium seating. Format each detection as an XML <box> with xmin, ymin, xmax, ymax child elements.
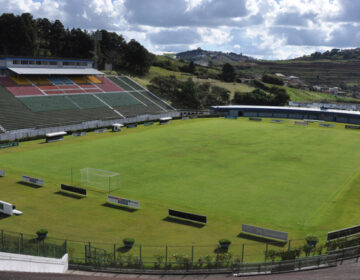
<box><xmin>10</xmin><ymin>76</ymin><xmax>32</xmax><ymax>85</ymax></box>
<box><xmin>80</xmin><ymin>84</ymin><xmax>97</xmax><ymax>89</ymax></box>
<box><xmin>45</xmin><ymin>90</ymin><xmax>64</xmax><ymax>95</ymax></box>
<box><xmin>87</xmin><ymin>76</ymin><xmax>102</xmax><ymax>84</ymax></box>
<box><xmin>108</xmin><ymin>76</ymin><xmax>133</xmax><ymax>91</ymax></box>
<box><xmin>69</xmin><ymin>76</ymin><xmax>89</xmax><ymax>84</ymax></box>
<box><xmin>96</xmin><ymin>92</ymin><xmax>141</xmax><ymax>107</ymax></box>
<box><xmin>109</xmin><ymin>76</ymin><xmax>172</xmax><ymax>111</ymax></box>
<box><xmin>63</xmin><ymin>89</ymin><xmax>85</xmax><ymax>94</ymax></box>
<box><xmin>29</xmin><ymin>77</ymin><xmax>52</xmax><ymax>85</ymax></box>
<box><xmin>20</xmin><ymin>96</ymin><xmax>79</xmax><ymax>112</ymax></box>
<box><xmin>49</xmin><ymin>77</ymin><xmax>73</xmax><ymax>85</ymax></box>
<box><xmin>39</xmin><ymin>85</ymin><xmax>58</xmax><ymax>90</ymax></box>
<box><xmin>96</xmin><ymin>77</ymin><xmax>123</xmax><ymax>92</ymax></box>
<box><xmin>58</xmin><ymin>85</ymin><xmax>78</xmax><ymax>89</ymax></box>
<box><xmin>68</xmin><ymin>95</ymin><xmax>107</xmax><ymax>109</ymax></box>
<box><xmin>0</xmin><ymin>75</ymin><xmax>174</xmax><ymax>132</ymax></box>
<box><xmin>7</xmin><ymin>86</ymin><xmax>43</xmax><ymax>96</ymax></box>
<box><xmin>85</xmin><ymin>89</ymin><xmax>102</xmax><ymax>93</ymax></box>
<box><xmin>0</xmin><ymin>77</ymin><xmax>18</xmax><ymax>87</ymax></box>
<box><xmin>120</xmin><ymin>76</ymin><xmax>144</xmax><ymax>91</ymax></box>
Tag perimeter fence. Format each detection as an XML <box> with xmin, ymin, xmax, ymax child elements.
<box><xmin>1</xmin><ymin>228</ymin><xmax>360</xmax><ymax>273</ymax></box>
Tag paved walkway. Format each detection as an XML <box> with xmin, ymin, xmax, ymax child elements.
<box><xmin>0</xmin><ymin>259</ymin><xmax>359</xmax><ymax>280</ymax></box>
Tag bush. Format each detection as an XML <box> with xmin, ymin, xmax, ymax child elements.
<box><xmin>219</xmin><ymin>239</ymin><xmax>231</xmax><ymax>250</ymax></box>
<box><xmin>253</xmin><ymin>79</ymin><xmax>270</xmax><ymax>91</ymax></box>
<box><xmin>306</xmin><ymin>235</ymin><xmax>319</xmax><ymax>247</ymax></box>
<box><xmin>219</xmin><ymin>238</ymin><xmax>231</xmax><ymax>245</ymax></box>
<box><xmin>262</xmin><ymin>74</ymin><xmax>284</xmax><ymax>86</ymax></box>
<box><xmin>36</xmin><ymin>229</ymin><xmax>48</xmax><ymax>240</ymax></box>
<box><xmin>123</xmin><ymin>237</ymin><xmax>135</xmax><ymax>248</ymax></box>
<box><xmin>36</xmin><ymin>229</ymin><xmax>48</xmax><ymax>235</ymax></box>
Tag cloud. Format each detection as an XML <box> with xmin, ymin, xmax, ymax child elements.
<box><xmin>124</xmin><ymin>0</ymin><xmax>249</xmax><ymax>27</ymax></box>
<box><xmin>0</xmin><ymin>0</ymin><xmax>360</xmax><ymax>59</ymax></box>
<box><xmin>148</xmin><ymin>28</ymin><xmax>201</xmax><ymax>45</ymax></box>
<box><xmin>274</xmin><ymin>11</ymin><xmax>317</xmax><ymax>26</ymax></box>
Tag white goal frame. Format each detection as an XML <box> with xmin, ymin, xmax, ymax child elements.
<box><xmin>80</xmin><ymin>168</ymin><xmax>120</xmax><ymax>193</ymax></box>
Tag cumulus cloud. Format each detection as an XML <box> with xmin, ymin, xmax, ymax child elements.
<box><xmin>0</xmin><ymin>0</ymin><xmax>360</xmax><ymax>59</ymax></box>
<box><xmin>148</xmin><ymin>28</ymin><xmax>201</xmax><ymax>45</ymax></box>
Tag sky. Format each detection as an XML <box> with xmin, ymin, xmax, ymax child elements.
<box><xmin>1</xmin><ymin>0</ymin><xmax>360</xmax><ymax>59</ymax></box>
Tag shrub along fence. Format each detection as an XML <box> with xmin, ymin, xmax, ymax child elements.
<box><xmin>1</xmin><ymin>229</ymin><xmax>360</xmax><ymax>273</ymax></box>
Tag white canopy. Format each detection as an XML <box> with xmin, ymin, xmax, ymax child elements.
<box><xmin>8</xmin><ymin>67</ymin><xmax>103</xmax><ymax>75</ymax></box>
<box><xmin>160</xmin><ymin>117</ymin><xmax>172</xmax><ymax>121</ymax></box>
<box><xmin>46</xmin><ymin>131</ymin><xmax>67</xmax><ymax>137</ymax></box>
<box><xmin>112</xmin><ymin>123</ymin><xmax>124</xmax><ymax>127</ymax></box>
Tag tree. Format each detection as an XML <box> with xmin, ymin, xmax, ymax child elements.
<box><xmin>180</xmin><ymin>78</ymin><xmax>200</xmax><ymax>109</ymax></box>
<box><xmin>261</xmin><ymin>74</ymin><xmax>284</xmax><ymax>86</ymax></box>
<box><xmin>48</xmin><ymin>19</ymin><xmax>66</xmax><ymax>57</ymax></box>
<box><xmin>269</xmin><ymin>86</ymin><xmax>290</xmax><ymax>105</ymax></box>
<box><xmin>221</xmin><ymin>63</ymin><xmax>235</xmax><ymax>82</ymax></box>
<box><xmin>188</xmin><ymin>61</ymin><xmax>195</xmax><ymax>74</ymax></box>
<box><xmin>122</xmin><ymin>39</ymin><xmax>153</xmax><ymax>75</ymax></box>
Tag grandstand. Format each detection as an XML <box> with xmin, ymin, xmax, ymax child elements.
<box><xmin>0</xmin><ymin>57</ymin><xmax>176</xmax><ymax>139</ymax></box>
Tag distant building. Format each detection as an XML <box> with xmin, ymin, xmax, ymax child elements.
<box><xmin>329</xmin><ymin>87</ymin><xmax>339</xmax><ymax>95</ymax></box>
<box><xmin>275</xmin><ymin>73</ymin><xmax>286</xmax><ymax>78</ymax></box>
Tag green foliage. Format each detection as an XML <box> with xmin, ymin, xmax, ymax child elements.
<box><xmin>269</xmin><ymin>86</ymin><xmax>290</xmax><ymax>105</ymax></box>
<box><xmin>122</xmin><ymin>39</ymin><xmax>154</xmax><ymax>75</ymax></box>
<box><xmin>253</xmin><ymin>80</ymin><xmax>270</xmax><ymax>91</ymax></box>
<box><xmin>303</xmin><ymin>243</ymin><xmax>313</xmax><ymax>256</ymax></box>
<box><xmin>148</xmin><ymin>75</ymin><xmax>230</xmax><ymax>109</ymax></box>
<box><xmin>233</xmin><ymin>86</ymin><xmax>289</xmax><ymax>106</ymax></box>
<box><xmin>305</xmin><ymin>235</ymin><xmax>319</xmax><ymax>247</ymax></box>
<box><xmin>0</xmin><ymin>12</ymin><xmax>153</xmax><ymax>75</ymax></box>
<box><xmin>219</xmin><ymin>238</ymin><xmax>231</xmax><ymax>245</ymax></box>
<box><xmin>221</xmin><ymin>63</ymin><xmax>236</xmax><ymax>82</ymax></box>
<box><xmin>36</xmin><ymin>229</ymin><xmax>48</xmax><ymax>235</ymax></box>
<box><xmin>123</xmin><ymin>237</ymin><xmax>135</xmax><ymax>247</ymax></box>
<box><xmin>262</xmin><ymin>74</ymin><xmax>284</xmax><ymax>86</ymax></box>
<box><xmin>267</xmin><ymin>249</ymin><xmax>277</xmax><ymax>262</ymax></box>
<box><xmin>278</xmin><ymin>248</ymin><xmax>302</xmax><ymax>260</ymax></box>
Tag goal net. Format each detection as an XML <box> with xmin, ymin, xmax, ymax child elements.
<box><xmin>80</xmin><ymin>168</ymin><xmax>120</xmax><ymax>193</ymax></box>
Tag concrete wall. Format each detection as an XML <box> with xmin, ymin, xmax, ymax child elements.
<box><xmin>0</xmin><ymin>252</ymin><xmax>68</xmax><ymax>273</ymax></box>
<box><xmin>0</xmin><ymin>111</ymin><xmax>181</xmax><ymax>142</ymax></box>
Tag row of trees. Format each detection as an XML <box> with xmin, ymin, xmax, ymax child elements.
<box><xmin>0</xmin><ymin>13</ymin><xmax>153</xmax><ymax>75</ymax></box>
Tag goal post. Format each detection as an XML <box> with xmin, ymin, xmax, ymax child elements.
<box><xmin>79</xmin><ymin>168</ymin><xmax>120</xmax><ymax>193</ymax></box>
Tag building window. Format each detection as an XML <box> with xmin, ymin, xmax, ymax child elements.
<box><xmin>29</xmin><ymin>61</ymin><xmax>35</xmax><ymax>65</ymax></box>
<box><xmin>13</xmin><ymin>60</ymin><xmax>20</xmax><ymax>64</ymax></box>
<box><xmin>21</xmin><ymin>60</ymin><xmax>28</xmax><ymax>65</ymax></box>
<box><xmin>49</xmin><ymin>61</ymin><xmax>58</xmax><ymax>65</ymax></box>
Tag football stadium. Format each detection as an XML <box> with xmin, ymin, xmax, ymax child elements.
<box><xmin>1</xmin><ymin>57</ymin><xmax>360</xmax><ymax>274</ymax></box>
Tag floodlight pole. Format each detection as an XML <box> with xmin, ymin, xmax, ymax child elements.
<box><xmin>93</xmin><ymin>31</ymin><xmax>102</xmax><ymax>69</ymax></box>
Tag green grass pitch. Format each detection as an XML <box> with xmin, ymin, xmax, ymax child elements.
<box><xmin>0</xmin><ymin>118</ymin><xmax>360</xmax><ymax>260</ymax></box>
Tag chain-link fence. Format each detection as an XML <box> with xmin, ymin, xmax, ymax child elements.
<box><xmin>0</xmin><ymin>229</ymin><xmax>66</xmax><ymax>258</ymax></box>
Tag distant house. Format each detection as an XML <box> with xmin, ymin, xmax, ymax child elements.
<box><xmin>275</xmin><ymin>73</ymin><xmax>286</xmax><ymax>78</ymax></box>
<box><xmin>312</xmin><ymin>85</ymin><xmax>322</xmax><ymax>92</ymax></box>
<box><xmin>329</xmin><ymin>87</ymin><xmax>339</xmax><ymax>95</ymax></box>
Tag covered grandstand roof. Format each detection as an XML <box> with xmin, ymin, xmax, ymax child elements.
<box><xmin>8</xmin><ymin>67</ymin><xmax>103</xmax><ymax>75</ymax></box>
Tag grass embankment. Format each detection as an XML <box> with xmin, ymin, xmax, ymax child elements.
<box><xmin>131</xmin><ymin>65</ymin><xmax>358</xmax><ymax>103</ymax></box>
